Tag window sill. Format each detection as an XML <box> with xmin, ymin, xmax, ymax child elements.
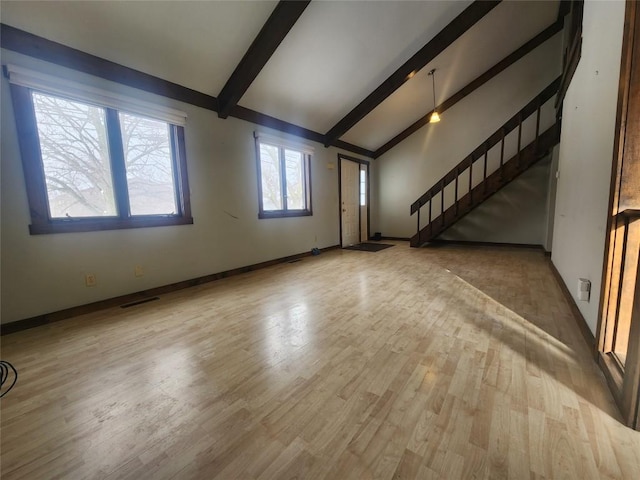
<box><xmin>258</xmin><ymin>210</ymin><xmax>312</xmax><ymax>219</ymax></box>
<box><xmin>28</xmin><ymin>215</ymin><xmax>194</xmax><ymax>235</ymax></box>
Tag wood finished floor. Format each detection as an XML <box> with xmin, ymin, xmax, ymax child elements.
<box><xmin>1</xmin><ymin>243</ymin><xmax>639</xmax><ymax>479</ymax></box>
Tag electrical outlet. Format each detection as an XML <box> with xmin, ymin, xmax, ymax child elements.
<box><xmin>85</xmin><ymin>273</ymin><xmax>97</xmax><ymax>287</ymax></box>
<box><xmin>134</xmin><ymin>265</ymin><xmax>144</xmax><ymax>277</ymax></box>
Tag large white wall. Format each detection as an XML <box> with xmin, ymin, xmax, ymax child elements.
<box><xmin>551</xmin><ymin>1</ymin><xmax>626</xmax><ymax>334</ymax></box>
<box><xmin>373</xmin><ymin>35</ymin><xmax>562</xmax><ymax>241</ymax></box>
<box><xmin>0</xmin><ymin>51</ymin><xmax>368</xmax><ymax>324</ymax></box>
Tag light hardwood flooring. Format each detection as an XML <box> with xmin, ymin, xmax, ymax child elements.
<box><xmin>1</xmin><ymin>242</ymin><xmax>639</xmax><ymax>479</ymax></box>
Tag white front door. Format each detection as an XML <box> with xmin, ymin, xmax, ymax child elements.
<box><xmin>341</xmin><ymin>159</ymin><xmax>360</xmax><ymax>247</ymax></box>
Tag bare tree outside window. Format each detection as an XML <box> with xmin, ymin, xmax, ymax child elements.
<box><xmin>11</xmin><ymin>78</ymin><xmax>193</xmax><ymax>235</ymax></box>
<box><xmin>285</xmin><ymin>149</ymin><xmax>304</xmax><ymax>210</ymax></box>
<box><xmin>260</xmin><ymin>143</ymin><xmax>282</xmax><ymax>211</ymax></box>
<box><xmin>256</xmin><ymin>137</ymin><xmax>311</xmax><ymax>218</ymax></box>
<box><xmin>32</xmin><ymin>92</ymin><xmax>116</xmax><ymax>218</ymax></box>
<box><xmin>120</xmin><ymin>113</ymin><xmax>177</xmax><ymax>215</ymax></box>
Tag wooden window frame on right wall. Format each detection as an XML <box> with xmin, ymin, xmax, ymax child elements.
<box><xmin>597</xmin><ymin>0</ymin><xmax>640</xmax><ymax>431</ymax></box>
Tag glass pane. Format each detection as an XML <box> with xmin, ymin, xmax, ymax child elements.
<box><xmin>32</xmin><ymin>92</ymin><xmax>116</xmax><ymax>218</ymax></box>
<box><xmin>260</xmin><ymin>143</ymin><xmax>282</xmax><ymax>211</ymax></box>
<box><xmin>120</xmin><ymin>113</ymin><xmax>177</xmax><ymax>215</ymax></box>
<box><xmin>285</xmin><ymin>149</ymin><xmax>305</xmax><ymax>210</ymax></box>
<box><xmin>360</xmin><ymin>169</ymin><xmax>366</xmax><ymax>206</ymax></box>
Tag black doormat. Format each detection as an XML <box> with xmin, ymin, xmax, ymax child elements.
<box><xmin>344</xmin><ymin>243</ymin><xmax>394</xmax><ymax>252</ymax></box>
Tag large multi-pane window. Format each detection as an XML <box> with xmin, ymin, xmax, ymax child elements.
<box><xmin>255</xmin><ymin>134</ymin><xmax>312</xmax><ymax>218</ymax></box>
<box><xmin>8</xmin><ymin>65</ymin><xmax>192</xmax><ymax>234</ymax></box>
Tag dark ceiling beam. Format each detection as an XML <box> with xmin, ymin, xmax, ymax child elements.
<box><xmin>0</xmin><ymin>24</ymin><xmax>219</xmax><ymax>111</ymax></box>
<box><xmin>322</xmin><ymin>0</ymin><xmax>501</xmax><ymax>147</ymax></box>
<box><xmin>373</xmin><ymin>18</ymin><xmax>565</xmax><ymax>159</ymax></box>
<box><xmin>0</xmin><ymin>23</ymin><xmax>374</xmax><ymax>158</ymax></box>
<box><xmin>217</xmin><ymin>0</ymin><xmax>311</xmax><ymax>119</ymax></box>
<box><xmin>557</xmin><ymin>0</ymin><xmax>571</xmax><ymax>22</ymax></box>
<box><xmin>229</xmin><ymin>105</ymin><xmax>375</xmax><ymax>157</ymax></box>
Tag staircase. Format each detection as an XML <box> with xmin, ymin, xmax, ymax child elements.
<box><xmin>410</xmin><ymin>77</ymin><xmax>561</xmax><ymax>247</ymax></box>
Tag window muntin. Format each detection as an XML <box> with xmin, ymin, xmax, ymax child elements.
<box><xmin>10</xmin><ymin>83</ymin><xmax>192</xmax><ymax>234</ymax></box>
<box><xmin>256</xmin><ymin>137</ymin><xmax>311</xmax><ymax>218</ymax></box>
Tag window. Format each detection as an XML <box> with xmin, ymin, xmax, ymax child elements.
<box><xmin>8</xmin><ymin>65</ymin><xmax>192</xmax><ymax>234</ymax></box>
<box><xmin>255</xmin><ymin>134</ymin><xmax>312</xmax><ymax>218</ymax></box>
<box><xmin>360</xmin><ymin>169</ymin><xmax>366</xmax><ymax>206</ymax></box>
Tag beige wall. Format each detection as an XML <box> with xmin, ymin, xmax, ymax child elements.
<box><xmin>438</xmin><ymin>155</ymin><xmax>552</xmax><ymax>246</ymax></box>
<box><xmin>0</xmin><ymin>51</ymin><xmax>370</xmax><ymax>324</ymax></box>
<box><xmin>373</xmin><ymin>35</ymin><xmax>562</xmax><ymax>242</ymax></box>
<box><xmin>551</xmin><ymin>0</ymin><xmax>626</xmax><ymax>334</ymax></box>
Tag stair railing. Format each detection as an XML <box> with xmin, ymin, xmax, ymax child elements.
<box><xmin>410</xmin><ymin>76</ymin><xmax>561</xmax><ymax>244</ymax></box>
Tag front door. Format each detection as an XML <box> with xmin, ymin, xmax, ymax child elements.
<box><xmin>341</xmin><ymin>159</ymin><xmax>359</xmax><ymax>247</ymax></box>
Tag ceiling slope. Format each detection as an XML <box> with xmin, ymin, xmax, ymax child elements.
<box><xmin>217</xmin><ymin>1</ymin><xmax>311</xmax><ymax>119</ymax></box>
<box><xmin>238</xmin><ymin>0</ymin><xmax>474</xmax><ymax>134</ymax></box>
<box><xmin>373</xmin><ymin>19</ymin><xmax>565</xmax><ymax>158</ymax></box>
<box><xmin>340</xmin><ymin>0</ymin><xmax>560</xmax><ymax>151</ymax></box>
<box><xmin>1</xmin><ymin>0</ymin><xmax>563</xmax><ymax>158</ymax></box>
<box><xmin>323</xmin><ymin>0</ymin><xmax>501</xmax><ymax>146</ymax></box>
<box><xmin>0</xmin><ymin>0</ymin><xmax>278</xmax><ymax>96</ymax></box>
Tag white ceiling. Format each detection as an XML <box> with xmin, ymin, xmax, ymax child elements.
<box><xmin>0</xmin><ymin>0</ymin><xmax>278</xmax><ymax>96</ymax></box>
<box><xmin>1</xmin><ymin>0</ymin><xmax>561</xmax><ymax>153</ymax></box>
<box><xmin>239</xmin><ymin>0</ymin><xmax>472</xmax><ymax>133</ymax></box>
<box><xmin>340</xmin><ymin>0</ymin><xmax>560</xmax><ymax>149</ymax></box>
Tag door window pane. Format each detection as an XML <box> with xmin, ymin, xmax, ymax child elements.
<box><xmin>120</xmin><ymin>113</ymin><xmax>177</xmax><ymax>215</ymax></box>
<box><xmin>32</xmin><ymin>92</ymin><xmax>116</xmax><ymax>218</ymax></box>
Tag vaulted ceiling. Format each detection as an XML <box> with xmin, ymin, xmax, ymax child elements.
<box><xmin>0</xmin><ymin>0</ymin><xmax>562</xmax><ymax>157</ymax></box>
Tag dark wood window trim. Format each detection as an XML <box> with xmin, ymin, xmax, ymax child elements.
<box><xmin>0</xmin><ymin>24</ymin><xmax>375</xmax><ymax>158</ymax></box>
<box><xmin>9</xmin><ymin>83</ymin><xmax>193</xmax><ymax>235</ymax></box>
<box><xmin>255</xmin><ymin>135</ymin><xmax>312</xmax><ymax>219</ymax></box>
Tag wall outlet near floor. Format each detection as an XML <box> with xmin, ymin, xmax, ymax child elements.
<box><xmin>578</xmin><ymin>278</ymin><xmax>590</xmax><ymax>302</ymax></box>
<box><xmin>85</xmin><ymin>273</ymin><xmax>97</xmax><ymax>287</ymax></box>
<box><xmin>134</xmin><ymin>265</ymin><xmax>144</xmax><ymax>277</ymax></box>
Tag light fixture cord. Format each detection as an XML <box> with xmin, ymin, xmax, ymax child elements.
<box><xmin>431</xmin><ymin>71</ymin><xmax>437</xmax><ymax>112</ymax></box>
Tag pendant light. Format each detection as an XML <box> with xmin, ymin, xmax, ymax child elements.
<box><xmin>428</xmin><ymin>69</ymin><xmax>440</xmax><ymax>123</ymax></box>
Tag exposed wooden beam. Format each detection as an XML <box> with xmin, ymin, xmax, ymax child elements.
<box><xmin>557</xmin><ymin>0</ymin><xmax>572</xmax><ymax>22</ymax></box>
<box><xmin>373</xmin><ymin>19</ymin><xmax>564</xmax><ymax>159</ymax></box>
<box><xmin>0</xmin><ymin>24</ymin><xmax>219</xmax><ymax>111</ymax></box>
<box><xmin>0</xmin><ymin>23</ymin><xmax>374</xmax><ymax>158</ymax></box>
<box><xmin>217</xmin><ymin>1</ymin><xmax>311</xmax><ymax>119</ymax></box>
<box><xmin>322</xmin><ymin>0</ymin><xmax>501</xmax><ymax>147</ymax></box>
<box><xmin>229</xmin><ymin>106</ymin><xmax>374</xmax><ymax>157</ymax></box>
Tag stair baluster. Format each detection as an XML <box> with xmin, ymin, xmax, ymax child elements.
<box><xmin>410</xmin><ymin>77</ymin><xmax>562</xmax><ymax>247</ymax></box>
<box><xmin>483</xmin><ymin>146</ymin><xmax>488</xmax><ymax>194</ymax></box>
